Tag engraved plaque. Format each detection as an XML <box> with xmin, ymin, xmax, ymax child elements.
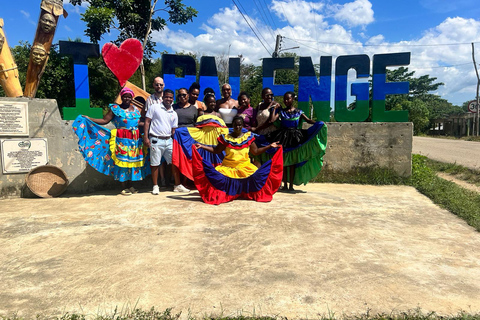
<box><xmin>0</xmin><ymin>101</ymin><xmax>29</xmax><ymax>136</ymax></box>
<box><xmin>1</xmin><ymin>138</ymin><xmax>48</xmax><ymax>174</ymax></box>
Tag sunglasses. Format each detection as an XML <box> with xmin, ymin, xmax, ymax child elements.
<box><xmin>265</xmin><ymin>94</ymin><xmax>274</xmax><ymax>98</ymax></box>
<box><xmin>178</xmin><ymin>93</ymin><xmax>187</xmax><ymax>98</ymax></box>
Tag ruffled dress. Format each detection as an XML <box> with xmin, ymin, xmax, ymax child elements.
<box><xmin>173</xmin><ymin>115</ymin><xmax>229</xmax><ymax>181</ymax></box>
<box><xmin>72</xmin><ymin>104</ymin><xmax>150</xmax><ymax>182</ymax></box>
<box><xmin>256</xmin><ymin>109</ymin><xmax>327</xmax><ymax>186</ymax></box>
<box><xmin>192</xmin><ymin>131</ymin><xmax>283</xmax><ymax>205</ymax></box>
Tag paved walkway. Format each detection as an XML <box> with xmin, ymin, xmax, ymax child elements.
<box><xmin>413</xmin><ymin>137</ymin><xmax>480</xmax><ymax>170</ymax></box>
<box><xmin>1</xmin><ymin>184</ymin><xmax>480</xmax><ymax>319</ymax></box>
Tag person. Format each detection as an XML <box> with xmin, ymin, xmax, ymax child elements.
<box><xmin>216</xmin><ymin>83</ymin><xmax>238</xmax><ymax>126</ymax></box>
<box><xmin>193</xmin><ymin>116</ymin><xmax>283</xmax><ymax>205</ymax></box>
<box><xmin>188</xmin><ymin>82</ymin><xmax>206</xmax><ymax>112</ymax></box>
<box><xmin>200</xmin><ymin>90</ymin><xmax>221</xmax><ymax>117</ymax></box>
<box><xmin>173</xmin><ymin>88</ymin><xmax>198</xmax><ymax>127</ymax></box>
<box><xmin>236</xmin><ymin>91</ymin><xmax>257</xmax><ymax>131</ymax></box>
<box><xmin>145</xmin><ymin>77</ymin><xmax>167</xmax><ymax>185</ymax></box>
<box><xmin>252</xmin><ymin>87</ymin><xmax>280</xmax><ymax>135</ymax></box>
<box><xmin>143</xmin><ymin>89</ymin><xmax>190</xmax><ymax>194</ymax></box>
<box><xmin>72</xmin><ymin>87</ymin><xmax>149</xmax><ymax>195</ymax></box>
<box><xmin>262</xmin><ymin>91</ymin><xmax>327</xmax><ymax>191</ymax></box>
<box><xmin>145</xmin><ymin>77</ymin><xmax>164</xmax><ymax>114</ymax></box>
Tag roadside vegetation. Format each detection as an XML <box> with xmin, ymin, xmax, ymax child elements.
<box><xmin>1</xmin><ymin>307</ymin><xmax>480</xmax><ymax>320</ymax></box>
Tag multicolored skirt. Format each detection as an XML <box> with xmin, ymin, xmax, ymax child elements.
<box><xmin>192</xmin><ymin>146</ymin><xmax>283</xmax><ymax>205</ymax></box>
<box><xmin>172</xmin><ymin>115</ymin><xmax>229</xmax><ymax>180</ymax></box>
<box><xmin>72</xmin><ymin>115</ymin><xmax>150</xmax><ymax>182</ymax></box>
<box><xmin>256</xmin><ymin>122</ymin><xmax>327</xmax><ymax>186</ymax></box>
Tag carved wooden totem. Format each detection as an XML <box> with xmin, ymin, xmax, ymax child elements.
<box><xmin>0</xmin><ymin>19</ymin><xmax>23</xmax><ymax>97</ymax></box>
<box><xmin>23</xmin><ymin>0</ymin><xmax>67</xmax><ymax>98</ymax></box>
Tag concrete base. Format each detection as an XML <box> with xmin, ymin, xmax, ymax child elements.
<box><xmin>0</xmin><ymin>98</ymin><xmax>119</xmax><ymax>198</ymax></box>
<box><xmin>0</xmin><ymin>99</ymin><xmax>413</xmax><ymax>198</ymax></box>
<box><xmin>320</xmin><ymin>122</ymin><xmax>413</xmax><ymax>177</ymax></box>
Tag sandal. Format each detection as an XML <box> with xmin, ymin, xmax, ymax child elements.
<box><xmin>129</xmin><ymin>187</ymin><xmax>138</xmax><ymax>194</ymax></box>
<box><xmin>121</xmin><ymin>188</ymin><xmax>132</xmax><ymax>196</ymax></box>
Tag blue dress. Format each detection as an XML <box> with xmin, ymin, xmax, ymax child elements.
<box><xmin>72</xmin><ymin>104</ymin><xmax>150</xmax><ymax>182</ymax></box>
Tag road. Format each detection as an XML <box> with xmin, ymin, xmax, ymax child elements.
<box><xmin>413</xmin><ymin>136</ymin><xmax>480</xmax><ymax>170</ymax></box>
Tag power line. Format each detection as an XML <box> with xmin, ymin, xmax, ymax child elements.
<box><xmin>252</xmin><ymin>0</ymin><xmax>277</xmax><ymax>42</ymax></box>
<box><xmin>236</xmin><ymin>0</ymin><xmax>275</xmax><ymax>52</ymax></box>
<box><xmin>262</xmin><ymin>0</ymin><xmax>279</xmax><ymax>31</ymax></box>
<box><xmin>283</xmin><ymin>37</ymin><xmax>480</xmax><ymax>47</ymax></box>
<box><xmin>232</xmin><ymin>0</ymin><xmax>272</xmax><ymax>56</ymax></box>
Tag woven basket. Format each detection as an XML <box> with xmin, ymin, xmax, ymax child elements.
<box><xmin>25</xmin><ymin>165</ymin><xmax>69</xmax><ymax>198</ymax></box>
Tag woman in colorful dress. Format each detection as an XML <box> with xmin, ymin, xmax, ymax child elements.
<box><xmin>72</xmin><ymin>87</ymin><xmax>149</xmax><ymax>195</ymax></box>
<box><xmin>172</xmin><ymin>92</ymin><xmax>228</xmax><ymax>181</ymax></box>
<box><xmin>193</xmin><ymin>116</ymin><xmax>283</xmax><ymax>205</ymax></box>
<box><xmin>263</xmin><ymin>91</ymin><xmax>327</xmax><ymax>192</ymax></box>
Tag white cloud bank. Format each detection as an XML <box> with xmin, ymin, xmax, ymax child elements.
<box><xmin>151</xmin><ymin>0</ymin><xmax>480</xmax><ymax>105</ymax></box>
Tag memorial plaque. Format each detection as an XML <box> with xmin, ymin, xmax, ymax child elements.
<box><xmin>0</xmin><ymin>101</ymin><xmax>29</xmax><ymax>136</ymax></box>
<box><xmin>1</xmin><ymin>138</ymin><xmax>48</xmax><ymax>174</ymax></box>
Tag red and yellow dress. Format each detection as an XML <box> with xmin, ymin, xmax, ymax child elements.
<box><xmin>192</xmin><ymin>131</ymin><xmax>283</xmax><ymax>205</ymax></box>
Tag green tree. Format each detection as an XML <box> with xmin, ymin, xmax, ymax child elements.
<box><xmin>69</xmin><ymin>0</ymin><xmax>197</xmax><ymax>90</ymax></box>
<box><xmin>0</xmin><ymin>41</ymin><xmax>119</xmax><ymax>114</ymax></box>
<box><xmin>383</xmin><ymin>67</ymin><xmax>463</xmax><ymax>133</ymax></box>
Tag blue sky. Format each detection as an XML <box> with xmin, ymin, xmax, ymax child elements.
<box><xmin>3</xmin><ymin>0</ymin><xmax>480</xmax><ymax>106</ymax></box>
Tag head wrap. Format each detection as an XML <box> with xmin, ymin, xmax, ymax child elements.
<box><xmin>120</xmin><ymin>87</ymin><xmax>135</xmax><ymax>98</ymax></box>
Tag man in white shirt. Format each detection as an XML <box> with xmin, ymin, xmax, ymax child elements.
<box><xmin>144</xmin><ymin>89</ymin><xmax>190</xmax><ymax>194</ymax></box>
<box><xmin>145</xmin><ymin>77</ymin><xmax>164</xmax><ymax>113</ymax></box>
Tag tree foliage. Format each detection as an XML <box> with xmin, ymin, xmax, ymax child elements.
<box><xmin>0</xmin><ymin>42</ymin><xmax>118</xmax><ymax>113</ymax></box>
<box><xmin>69</xmin><ymin>0</ymin><xmax>197</xmax><ymax>58</ymax></box>
<box><xmin>385</xmin><ymin>67</ymin><xmax>463</xmax><ymax>134</ymax></box>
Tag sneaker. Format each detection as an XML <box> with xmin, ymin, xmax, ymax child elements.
<box><xmin>129</xmin><ymin>187</ymin><xmax>138</xmax><ymax>194</ymax></box>
<box><xmin>121</xmin><ymin>188</ymin><xmax>132</xmax><ymax>196</ymax></box>
<box><xmin>152</xmin><ymin>185</ymin><xmax>160</xmax><ymax>195</ymax></box>
<box><xmin>174</xmin><ymin>184</ymin><xmax>190</xmax><ymax>193</ymax></box>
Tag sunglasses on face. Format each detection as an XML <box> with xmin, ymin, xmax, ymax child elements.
<box><xmin>178</xmin><ymin>93</ymin><xmax>187</xmax><ymax>98</ymax></box>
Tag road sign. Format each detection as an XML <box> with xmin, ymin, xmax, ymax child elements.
<box><xmin>467</xmin><ymin>100</ymin><xmax>478</xmax><ymax>113</ymax></box>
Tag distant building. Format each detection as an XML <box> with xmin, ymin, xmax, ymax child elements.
<box><xmin>430</xmin><ymin>113</ymin><xmax>476</xmax><ymax>137</ymax></box>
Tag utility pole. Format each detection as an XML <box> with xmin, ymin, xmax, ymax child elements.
<box><xmin>272</xmin><ymin>34</ymin><xmax>282</xmax><ymax>58</ymax></box>
<box><xmin>472</xmin><ymin>43</ymin><xmax>480</xmax><ymax>136</ymax></box>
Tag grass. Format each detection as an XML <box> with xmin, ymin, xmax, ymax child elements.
<box><xmin>409</xmin><ymin>155</ymin><xmax>480</xmax><ymax>231</ymax></box>
<box><xmin>425</xmin><ymin>159</ymin><xmax>480</xmax><ymax>187</ymax></box>
<box><xmin>2</xmin><ymin>308</ymin><xmax>480</xmax><ymax>320</ymax></box>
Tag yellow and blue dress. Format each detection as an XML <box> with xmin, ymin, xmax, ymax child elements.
<box><xmin>72</xmin><ymin>104</ymin><xmax>150</xmax><ymax>182</ymax></box>
<box><xmin>192</xmin><ymin>131</ymin><xmax>283</xmax><ymax>205</ymax></box>
<box><xmin>173</xmin><ymin>114</ymin><xmax>229</xmax><ymax>180</ymax></box>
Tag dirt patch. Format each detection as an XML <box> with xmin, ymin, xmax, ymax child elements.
<box><xmin>437</xmin><ymin>172</ymin><xmax>480</xmax><ymax>193</ymax></box>
<box><xmin>1</xmin><ymin>184</ymin><xmax>480</xmax><ymax>319</ymax></box>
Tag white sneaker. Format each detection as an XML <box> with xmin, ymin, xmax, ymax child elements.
<box><xmin>152</xmin><ymin>185</ymin><xmax>160</xmax><ymax>195</ymax></box>
<box><xmin>174</xmin><ymin>184</ymin><xmax>190</xmax><ymax>193</ymax></box>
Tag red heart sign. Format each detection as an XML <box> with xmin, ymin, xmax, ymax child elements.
<box><xmin>102</xmin><ymin>38</ymin><xmax>143</xmax><ymax>87</ymax></box>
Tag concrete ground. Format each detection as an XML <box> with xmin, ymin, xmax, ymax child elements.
<box><xmin>1</xmin><ymin>184</ymin><xmax>480</xmax><ymax>319</ymax></box>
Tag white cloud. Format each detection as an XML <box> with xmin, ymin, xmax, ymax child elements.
<box><xmin>20</xmin><ymin>10</ymin><xmax>30</xmax><ymax>19</ymax></box>
<box><xmin>150</xmin><ymin>1</ymin><xmax>480</xmax><ymax>105</ymax></box>
<box><xmin>333</xmin><ymin>0</ymin><xmax>374</xmax><ymax>27</ymax></box>
<box><xmin>20</xmin><ymin>10</ymin><xmax>36</xmax><ymax>26</ymax></box>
